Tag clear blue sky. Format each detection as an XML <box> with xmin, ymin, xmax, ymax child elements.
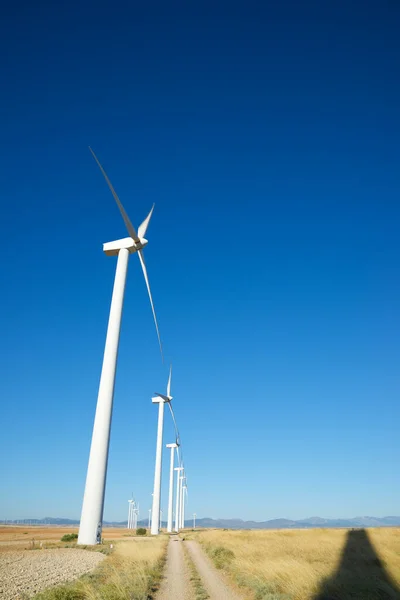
<box><xmin>1</xmin><ymin>1</ymin><xmax>399</xmax><ymax>522</ymax></box>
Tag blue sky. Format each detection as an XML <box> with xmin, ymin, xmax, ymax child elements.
<box><xmin>1</xmin><ymin>1</ymin><xmax>399</xmax><ymax>522</ymax></box>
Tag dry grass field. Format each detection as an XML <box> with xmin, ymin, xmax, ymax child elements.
<box><xmin>0</xmin><ymin>526</ymin><xmax>168</xmax><ymax>599</ymax></box>
<box><xmin>195</xmin><ymin>527</ymin><xmax>400</xmax><ymax>600</ymax></box>
<box><xmin>64</xmin><ymin>537</ymin><xmax>168</xmax><ymax>600</ymax></box>
<box><xmin>0</xmin><ymin>526</ymin><xmax>130</xmax><ymax>541</ymax></box>
<box><xmin>0</xmin><ymin>526</ymin><xmax>136</xmax><ymax>552</ymax></box>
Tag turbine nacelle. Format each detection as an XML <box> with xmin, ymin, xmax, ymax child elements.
<box><xmin>152</xmin><ymin>365</ymin><xmax>173</xmax><ymax>403</ymax></box>
<box><xmin>152</xmin><ymin>393</ymin><xmax>172</xmax><ymax>404</ymax></box>
<box><xmin>103</xmin><ymin>237</ymin><xmax>148</xmax><ymax>257</ymax></box>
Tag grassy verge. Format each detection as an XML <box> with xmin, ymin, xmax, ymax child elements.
<box><xmin>182</xmin><ymin>541</ymin><xmax>209</xmax><ymax>600</ymax></box>
<box><xmin>27</xmin><ymin>540</ymin><xmax>113</xmax><ymax>554</ymax></box>
<box><xmin>197</xmin><ymin>528</ymin><xmax>400</xmax><ymax>600</ymax></box>
<box><xmin>33</xmin><ymin>536</ymin><xmax>168</xmax><ymax>600</ymax></box>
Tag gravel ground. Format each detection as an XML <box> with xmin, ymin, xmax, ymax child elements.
<box><xmin>156</xmin><ymin>537</ymin><xmax>192</xmax><ymax>600</ymax></box>
<box><xmin>0</xmin><ymin>548</ymin><xmax>105</xmax><ymax>599</ymax></box>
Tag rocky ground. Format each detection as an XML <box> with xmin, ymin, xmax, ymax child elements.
<box><xmin>0</xmin><ymin>548</ymin><xmax>105</xmax><ymax>599</ymax></box>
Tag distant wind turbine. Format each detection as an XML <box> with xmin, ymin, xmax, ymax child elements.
<box><xmin>128</xmin><ymin>499</ymin><xmax>133</xmax><ymax>529</ymax></box>
<box><xmin>150</xmin><ymin>367</ymin><xmax>172</xmax><ymax>535</ymax></box>
<box><xmin>134</xmin><ymin>502</ymin><xmax>139</xmax><ymax>529</ymax></box>
<box><xmin>128</xmin><ymin>497</ymin><xmax>139</xmax><ymax>530</ymax></box>
<box><xmin>166</xmin><ymin>442</ymin><xmax>178</xmax><ymax>532</ymax></box>
<box><xmin>179</xmin><ymin>474</ymin><xmax>185</xmax><ymax>529</ymax></box>
<box><xmin>181</xmin><ymin>479</ymin><xmax>188</xmax><ymax>529</ymax></box>
<box><xmin>78</xmin><ymin>148</ymin><xmax>162</xmax><ymax>546</ymax></box>
<box><xmin>174</xmin><ymin>465</ymin><xmax>183</xmax><ymax>532</ymax></box>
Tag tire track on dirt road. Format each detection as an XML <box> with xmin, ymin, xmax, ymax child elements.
<box><xmin>185</xmin><ymin>540</ymin><xmax>244</xmax><ymax>600</ymax></box>
<box><xmin>156</xmin><ymin>536</ymin><xmax>193</xmax><ymax>600</ymax></box>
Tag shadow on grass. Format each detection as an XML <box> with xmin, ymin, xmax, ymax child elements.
<box><xmin>314</xmin><ymin>529</ymin><xmax>400</xmax><ymax>600</ymax></box>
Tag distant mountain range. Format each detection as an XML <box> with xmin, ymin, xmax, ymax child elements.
<box><xmin>187</xmin><ymin>516</ymin><xmax>400</xmax><ymax>529</ymax></box>
<box><xmin>3</xmin><ymin>516</ymin><xmax>400</xmax><ymax>529</ymax></box>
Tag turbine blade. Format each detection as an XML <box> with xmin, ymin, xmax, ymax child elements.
<box><xmin>168</xmin><ymin>402</ymin><xmax>180</xmax><ymax>446</ymax></box>
<box><xmin>137</xmin><ymin>249</ymin><xmax>163</xmax><ymax>360</ymax></box>
<box><xmin>89</xmin><ymin>147</ymin><xmax>140</xmax><ymax>243</ymax></box>
<box><xmin>167</xmin><ymin>364</ymin><xmax>172</xmax><ymax>398</ymax></box>
<box><xmin>138</xmin><ymin>204</ymin><xmax>155</xmax><ymax>239</ymax></box>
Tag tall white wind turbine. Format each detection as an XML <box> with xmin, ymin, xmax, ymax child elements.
<box><xmin>128</xmin><ymin>499</ymin><xmax>133</xmax><ymax>529</ymax></box>
<box><xmin>179</xmin><ymin>474</ymin><xmax>184</xmax><ymax>529</ymax></box>
<box><xmin>150</xmin><ymin>367</ymin><xmax>172</xmax><ymax>535</ymax></box>
<box><xmin>182</xmin><ymin>480</ymin><xmax>188</xmax><ymax>529</ymax></box>
<box><xmin>174</xmin><ymin>465</ymin><xmax>183</xmax><ymax>532</ymax></box>
<box><xmin>166</xmin><ymin>442</ymin><xmax>178</xmax><ymax>532</ymax></box>
<box><xmin>134</xmin><ymin>502</ymin><xmax>139</xmax><ymax>529</ymax></box>
<box><xmin>78</xmin><ymin>149</ymin><xmax>162</xmax><ymax>545</ymax></box>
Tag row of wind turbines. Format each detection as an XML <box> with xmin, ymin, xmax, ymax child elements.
<box><xmin>150</xmin><ymin>366</ymin><xmax>188</xmax><ymax>535</ymax></box>
<box><xmin>127</xmin><ymin>498</ymin><xmax>139</xmax><ymax>530</ymax></box>
<box><xmin>77</xmin><ymin>148</ymin><xmax>189</xmax><ymax>545</ymax></box>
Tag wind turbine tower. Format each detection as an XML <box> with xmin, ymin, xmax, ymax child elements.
<box><xmin>166</xmin><ymin>443</ymin><xmax>178</xmax><ymax>532</ymax></box>
<box><xmin>181</xmin><ymin>480</ymin><xmax>187</xmax><ymax>529</ymax></box>
<box><xmin>128</xmin><ymin>499</ymin><xmax>133</xmax><ymax>529</ymax></box>
<box><xmin>179</xmin><ymin>474</ymin><xmax>184</xmax><ymax>529</ymax></box>
<box><xmin>134</xmin><ymin>502</ymin><xmax>139</xmax><ymax>529</ymax></box>
<box><xmin>78</xmin><ymin>149</ymin><xmax>162</xmax><ymax>545</ymax></box>
<box><xmin>150</xmin><ymin>368</ymin><xmax>172</xmax><ymax>535</ymax></box>
<box><xmin>174</xmin><ymin>466</ymin><xmax>183</xmax><ymax>532</ymax></box>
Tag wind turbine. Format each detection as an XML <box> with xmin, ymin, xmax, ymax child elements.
<box><xmin>182</xmin><ymin>481</ymin><xmax>188</xmax><ymax>528</ymax></box>
<box><xmin>179</xmin><ymin>474</ymin><xmax>184</xmax><ymax>529</ymax></box>
<box><xmin>128</xmin><ymin>497</ymin><xmax>138</xmax><ymax>529</ymax></box>
<box><xmin>128</xmin><ymin>494</ymin><xmax>136</xmax><ymax>529</ymax></box>
<box><xmin>134</xmin><ymin>502</ymin><xmax>139</xmax><ymax>529</ymax></box>
<box><xmin>128</xmin><ymin>499</ymin><xmax>133</xmax><ymax>529</ymax></box>
<box><xmin>78</xmin><ymin>148</ymin><xmax>162</xmax><ymax>545</ymax></box>
<box><xmin>174</xmin><ymin>465</ymin><xmax>183</xmax><ymax>532</ymax></box>
<box><xmin>166</xmin><ymin>442</ymin><xmax>178</xmax><ymax>532</ymax></box>
<box><xmin>193</xmin><ymin>513</ymin><xmax>196</xmax><ymax>529</ymax></box>
<box><xmin>181</xmin><ymin>471</ymin><xmax>187</xmax><ymax>529</ymax></box>
<box><xmin>150</xmin><ymin>367</ymin><xmax>172</xmax><ymax>535</ymax></box>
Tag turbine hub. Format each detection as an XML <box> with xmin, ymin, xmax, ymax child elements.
<box><xmin>136</xmin><ymin>237</ymin><xmax>148</xmax><ymax>250</ymax></box>
<box><xmin>103</xmin><ymin>237</ymin><xmax>148</xmax><ymax>256</ymax></box>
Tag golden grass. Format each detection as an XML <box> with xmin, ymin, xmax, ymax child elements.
<box><xmin>0</xmin><ymin>527</ymin><xmax>153</xmax><ymax>554</ymax></box>
<box><xmin>196</xmin><ymin>528</ymin><xmax>400</xmax><ymax>600</ymax></box>
<box><xmin>33</xmin><ymin>536</ymin><xmax>168</xmax><ymax>600</ymax></box>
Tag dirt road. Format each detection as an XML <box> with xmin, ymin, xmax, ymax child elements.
<box><xmin>156</xmin><ymin>536</ymin><xmax>192</xmax><ymax>600</ymax></box>
<box><xmin>185</xmin><ymin>540</ymin><xmax>244</xmax><ymax>600</ymax></box>
<box><xmin>156</xmin><ymin>537</ymin><xmax>243</xmax><ymax>600</ymax></box>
